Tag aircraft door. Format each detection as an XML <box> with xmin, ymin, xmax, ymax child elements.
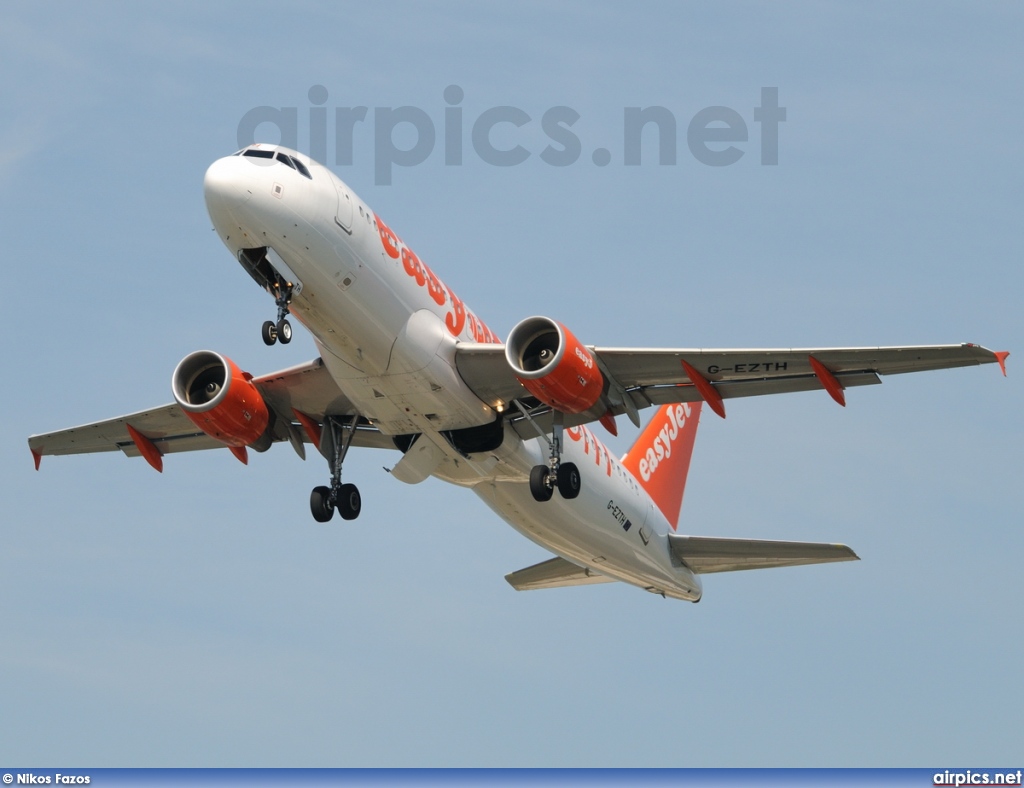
<box><xmin>333</xmin><ymin>178</ymin><xmax>354</xmax><ymax>232</ymax></box>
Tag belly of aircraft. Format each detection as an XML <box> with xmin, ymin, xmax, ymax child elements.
<box><xmin>474</xmin><ymin>473</ymin><xmax>701</xmax><ymax>602</ymax></box>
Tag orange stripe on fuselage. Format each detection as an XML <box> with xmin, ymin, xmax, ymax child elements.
<box><xmin>566</xmin><ymin>424</ymin><xmax>615</xmax><ymax>477</ymax></box>
<box><xmin>374</xmin><ymin>211</ymin><xmax>500</xmax><ymax>345</ymax></box>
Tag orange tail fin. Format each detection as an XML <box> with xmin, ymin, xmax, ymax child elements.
<box><xmin>621</xmin><ymin>402</ymin><xmax>702</xmax><ymax>530</ymax></box>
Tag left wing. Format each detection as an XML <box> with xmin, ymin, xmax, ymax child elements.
<box><xmin>456</xmin><ymin>342</ymin><xmax>1007</xmax><ymax>424</ymax></box>
<box><xmin>28</xmin><ymin>358</ymin><xmax>392</xmax><ymax>469</ymax></box>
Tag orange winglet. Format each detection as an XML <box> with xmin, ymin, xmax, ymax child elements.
<box><xmin>808</xmin><ymin>355</ymin><xmax>846</xmax><ymax>407</ymax></box>
<box><xmin>31</xmin><ymin>448</ymin><xmax>42</xmax><ymax>471</ymax></box>
<box><xmin>599</xmin><ymin>410</ymin><xmax>618</xmax><ymax>437</ymax></box>
<box><xmin>229</xmin><ymin>445</ymin><xmax>249</xmax><ymax>465</ymax></box>
<box><xmin>292</xmin><ymin>409</ymin><xmax>322</xmax><ymax>449</ymax></box>
<box><xmin>994</xmin><ymin>351</ymin><xmax>1010</xmax><ymax>377</ymax></box>
<box><xmin>680</xmin><ymin>360</ymin><xmax>725</xmax><ymax>419</ymax></box>
<box><xmin>126</xmin><ymin>424</ymin><xmax>164</xmax><ymax>473</ymax></box>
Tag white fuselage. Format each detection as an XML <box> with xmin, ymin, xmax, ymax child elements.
<box><xmin>204</xmin><ymin>147</ymin><xmax>702</xmax><ymax>601</ymax></box>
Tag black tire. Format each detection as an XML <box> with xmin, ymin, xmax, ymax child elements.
<box><xmin>310</xmin><ymin>485</ymin><xmax>334</xmax><ymax>522</ymax></box>
<box><xmin>277</xmin><ymin>318</ymin><xmax>292</xmax><ymax>344</ymax></box>
<box><xmin>529</xmin><ymin>465</ymin><xmax>553</xmax><ymax>502</ymax></box>
<box><xmin>557</xmin><ymin>462</ymin><xmax>581</xmax><ymax>499</ymax></box>
<box><xmin>262</xmin><ymin>320</ymin><xmax>277</xmax><ymax>345</ymax></box>
<box><xmin>337</xmin><ymin>483</ymin><xmax>361</xmax><ymax>520</ymax></box>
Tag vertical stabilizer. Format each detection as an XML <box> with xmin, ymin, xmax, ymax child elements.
<box><xmin>621</xmin><ymin>402</ymin><xmax>702</xmax><ymax>530</ymax></box>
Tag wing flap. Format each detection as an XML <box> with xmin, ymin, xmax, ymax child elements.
<box><xmin>505</xmin><ymin>556</ymin><xmax>616</xmax><ymax>591</ymax></box>
<box><xmin>668</xmin><ymin>534</ymin><xmax>859</xmax><ymax>574</ymax></box>
<box><xmin>635</xmin><ymin>370</ymin><xmax>881</xmax><ymax>407</ymax></box>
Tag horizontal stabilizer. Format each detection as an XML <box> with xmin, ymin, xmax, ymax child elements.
<box><xmin>668</xmin><ymin>534</ymin><xmax>858</xmax><ymax>574</ymax></box>
<box><xmin>505</xmin><ymin>556</ymin><xmax>616</xmax><ymax>591</ymax></box>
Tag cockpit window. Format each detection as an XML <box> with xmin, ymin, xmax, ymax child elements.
<box><xmin>240</xmin><ymin>148</ymin><xmax>312</xmax><ymax>179</ymax></box>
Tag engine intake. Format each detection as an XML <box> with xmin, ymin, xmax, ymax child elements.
<box><xmin>505</xmin><ymin>316</ymin><xmax>604</xmax><ymax>413</ymax></box>
<box><xmin>172</xmin><ymin>350</ymin><xmax>271</xmax><ymax>448</ymax></box>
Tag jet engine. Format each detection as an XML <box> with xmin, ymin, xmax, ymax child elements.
<box><xmin>172</xmin><ymin>350</ymin><xmax>272</xmax><ymax>450</ymax></box>
<box><xmin>505</xmin><ymin>316</ymin><xmax>604</xmax><ymax>413</ymax></box>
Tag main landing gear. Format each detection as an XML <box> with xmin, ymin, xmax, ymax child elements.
<box><xmin>262</xmin><ymin>277</ymin><xmax>294</xmax><ymax>346</ymax></box>
<box><xmin>527</xmin><ymin>410</ymin><xmax>581</xmax><ymax>503</ymax></box>
<box><xmin>310</xmin><ymin>416</ymin><xmax>362</xmax><ymax>522</ymax></box>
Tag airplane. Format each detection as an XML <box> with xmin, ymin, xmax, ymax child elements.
<box><xmin>28</xmin><ymin>143</ymin><xmax>1009</xmax><ymax>602</ymax></box>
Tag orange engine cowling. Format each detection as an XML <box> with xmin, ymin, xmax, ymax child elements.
<box><xmin>172</xmin><ymin>350</ymin><xmax>271</xmax><ymax>448</ymax></box>
<box><xmin>505</xmin><ymin>316</ymin><xmax>604</xmax><ymax>413</ymax></box>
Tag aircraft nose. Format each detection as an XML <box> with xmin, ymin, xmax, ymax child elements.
<box><xmin>203</xmin><ymin>156</ymin><xmax>251</xmax><ymax>208</ymax></box>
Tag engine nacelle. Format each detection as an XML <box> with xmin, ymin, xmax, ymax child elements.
<box><xmin>505</xmin><ymin>316</ymin><xmax>604</xmax><ymax>413</ymax></box>
<box><xmin>172</xmin><ymin>350</ymin><xmax>271</xmax><ymax>448</ymax></box>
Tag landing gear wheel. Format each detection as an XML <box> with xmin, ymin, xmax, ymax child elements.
<box><xmin>262</xmin><ymin>320</ymin><xmax>278</xmax><ymax>346</ymax></box>
<box><xmin>310</xmin><ymin>485</ymin><xmax>334</xmax><ymax>522</ymax></box>
<box><xmin>277</xmin><ymin>319</ymin><xmax>292</xmax><ymax>344</ymax></box>
<box><xmin>337</xmin><ymin>483</ymin><xmax>361</xmax><ymax>520</ymax></box>
<box><xmin>557</xmin><ymin>462</ymin><xmax>581</xmax><ymax>499</ymax></box>
<box><xmin>314</xmin><ymin>416</ymin><xmax>362</xmax><ymax>523</ymax></box>
<box><xmin>529</xmin><ymin>465</ymin><xmax>554</xmax><ymax>502</ymax></box>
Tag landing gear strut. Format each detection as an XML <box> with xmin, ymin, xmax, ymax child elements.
<box><xmin>310</xmin><ymin>415</ymin><xmax>362</xmax><ymax>522</ymax></box>
<box><xmin>262</xmin><ymin>276</ymin><xmax>293</xmax><ymax>346</ymax></box>
<box><xmin>525</xmin><ymin>409</ymin><xmax>581</xmax><ymax>503</ymax></box>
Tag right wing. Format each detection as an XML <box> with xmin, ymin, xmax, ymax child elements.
<box><xmin>668</xmin><ymin>534</ymin><xmax>859</xmax><ymax>574</ymax></box>
<box><xmin>28</xmin><ymin>358</ymin><xmax>392</xmax><ymax>468</ymax></box>
<box><xmin>505</xmin><ymin>556</ymin><xmax>617</xmax><ymax>591</ymax></box>
<box><xmin>456</xmin><ymin>342</ymin><xmax>1007</xmax><ymax>426</ymax></box>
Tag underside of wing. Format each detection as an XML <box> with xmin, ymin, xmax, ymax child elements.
<box><xmin>667</xmin><ymin>534</ymin><xmax>859</xmax><ymax>574</ymax></box>
<box><xmin>28</xmin><ymin>357</ymin><xmax>393</xmax><ymax>468</ymax></box>
<box><xmin>455</xmin><ymin>341</ymin><xmax>1005</xmax><ymax>431</ymax></box>
<box><xmin>505</xmin><ymin>556</ymin><xmax>617</xmax><ymax>590</ymax></box>
<box><xmin>602</xmin><ymin>344</ymin><xmax>1004</xmax><ymax>384</ymax></box>
<box><xmin>28</xmin><ymin>404</ymin><xmax>221</xmax><ymax>461</ymax></box>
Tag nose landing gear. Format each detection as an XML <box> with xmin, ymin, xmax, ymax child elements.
<box><xmin>262</xmin><ymin>276</ymin><xmax>294</xmax><ymax>346</ymax></box>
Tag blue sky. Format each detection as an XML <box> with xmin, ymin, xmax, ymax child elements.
<box><xmin>2</xmin><ymin>0</ymin><xmax>1022</xmax><ymax>767</ymax></box>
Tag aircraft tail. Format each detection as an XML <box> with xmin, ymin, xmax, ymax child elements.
<box><xmin>621</xmin><ymin>402</ymin><xmax>702</xmax><ymax>530</ymax></box>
